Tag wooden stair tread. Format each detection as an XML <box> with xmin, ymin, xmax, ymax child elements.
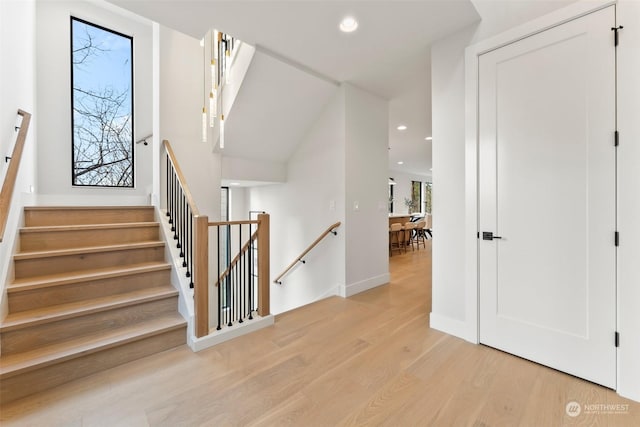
<box><xmin>0</xmin><ymin>314</ymin><xmax>186</xmax><ymax>378</ymax></box>
<box><xmin>14</xmin><ymin>241</ymin><xmax>165</xmax><ymax>260</ymax></box>
<box><xmin>20</xmin><ymin>222</ymin><xmax>160</xmax><ymax>233</ymax></box>
<box><xmin>0</xmin><ymin>286</ymin><xmax>178</xmax><ymax>331</ymax></box>
<box><xmin>9</xmin><ymin>262</ymin><xmax>171</xmax><ymax>293</ymax></box>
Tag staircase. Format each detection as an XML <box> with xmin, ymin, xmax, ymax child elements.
<box><xmin>0</xmin><ymin>206</ymin><xmax>186</xmax><ymax>403</ymax></box>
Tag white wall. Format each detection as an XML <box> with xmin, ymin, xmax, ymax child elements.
<box><xmin>229</xmin><ymin>187</ymin><xmax>248</xmax><ymax>221</ymax></box>
<box><xmin>432</xmin><ymin>0</ymin><xmax>640</xmax><ymax>402</ymax></box>
<box><xmin>389</xmin><ymin>170</ymin><xmax>431</xmax><ymax>215</ymax></box>
<box><xmin>343</xmin><ymin>84</ymin><xmax>389</xmax><ymax>295</ymax></box>
<box><xmin>249</xmin><ymin>88</ymin><xmax>346</xmax><ymax>314</ymax></box>
<box><xmin>35</xmin><ymin>0</ymin><xmax>153</xmax><ymax>205</ymax></box>
<box><xmin>617</xmin><ymin>0</ymin><xmax>640</xmax><ymax>402</ymax></box>
<box><xmin>0</xmin><ymin>0</ymin><xmax>37</xmax><ymax>321</ymax></box>
<box><xmin>431</xmin><ymin>0</ymin><xmax>581</xmax><ymax>334</ymax></box>
<box><xmin>221</xmin><ymin>156</ymin><xmax>286</xmax><ymax>184</ymax></box>
<box><xmin>431</xmin><ymin>26</ymin><xmax>475</xmax><ymax>326</ymax></box>
<box><xmin>159</xmin><ymin>26</ymin><xmax>221</xmax><ymax>221</ymax></box>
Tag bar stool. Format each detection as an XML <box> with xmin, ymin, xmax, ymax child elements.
<box><xmin>414</xmin><ymin>220</ymin><xmax>427</xmax><ymax>249</ymax></box>
<box><xmin>403</xmin><ymin>222</ymin><xmax>417</xmax><ymax>251</ymax></box>
<box><xmin>389</xmin><ymin>223</ymin><xmax>405</xmax><ymax>255</ymax></box>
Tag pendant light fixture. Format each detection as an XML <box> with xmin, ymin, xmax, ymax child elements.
<box><xmin>210</xmin><ymin>30</ymin><xmax>218</xmax><ymax>127</ymax></box>
<box><xmin>201</xmin><ymin>38</ymin><xmax>207</xmax><ymax>143</ymax></box>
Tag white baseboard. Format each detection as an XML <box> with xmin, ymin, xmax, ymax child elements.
<box><xmin>339</xmin><ymin>273</ymin><xmax>389</xmax><ymax>298</ymax></box>
<box><xmin>189</xmin><ymin>315</ymin><xmax>275</xmax><ymax>352</ymax></box>
<box><xmin>429</xmin><ymin>312</ymin><xmax>477</xmax><ymax>344</ymax></box>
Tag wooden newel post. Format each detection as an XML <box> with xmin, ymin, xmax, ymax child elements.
<box><xmin>194</xmin><ymin>215</ymin><xmax>209</xmax><ymax>338</ymax></box>
<box><xmin>257</xmin><ymin>213</ymin><xmax>270</xmax><ymax>316</ymax></box>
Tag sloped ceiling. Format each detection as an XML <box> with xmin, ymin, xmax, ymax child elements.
<box><xmin>223</xmin><ymin>48</ymin><xmax>338</xmax><ymax>162</ymax></box>
<box><xmin>108</xmin><ymin>0</ymin><xmax>482</xmax><ymax>176</ymax></box>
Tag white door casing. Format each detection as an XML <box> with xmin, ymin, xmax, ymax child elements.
<box><xmin>478</xmin><ymin>6</ymin><xmax>616</xmax><ymax>388</ymax></box>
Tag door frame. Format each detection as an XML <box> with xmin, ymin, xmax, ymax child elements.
<box><xmin>462</xmin><ymin>0</ymin><xmax>617</xmax><ymax>361</ymax></box>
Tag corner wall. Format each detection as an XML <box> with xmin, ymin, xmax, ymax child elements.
<box><xmin>343</xmin><ymin>84</ymin><xmax>389</xmax><ymax>296</ymax></box>
<box><xmin>248</xmin><ymin>88</ymin><xmax>346</xmax><ymax>314</ymax></box>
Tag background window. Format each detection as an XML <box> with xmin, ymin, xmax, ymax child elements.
<box><xmin>71</xmin><ymin>17</ymin><xmax>134</xmax><ymax>187</ymax></box>
<box><xmin>411</xmin><ymin>180</ymin><xmax>422</xmax><ymax>213</ymax></box>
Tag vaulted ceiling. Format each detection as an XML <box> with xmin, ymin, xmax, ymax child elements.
<box><xmin>110</xmin><ymin>0</ymin><xmax>483</xmax><ymax>177</ymax></box>
<box><xmin>109</xmin><ymin>0</ymin><xmax>577</xmax><ymax>178</ymax></box>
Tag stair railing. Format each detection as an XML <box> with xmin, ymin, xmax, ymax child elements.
<box><xmin>0</xmin><ymin>109</ymin><xmax>32</xmax><ymax>242</ymax></box>
<box><xmin>273</xmin><ymin>222</ymin><xmax>341</xmax><ymax>285</ymax></box>
<box><xmin>164</xmin><ymin>140</ymin><xmax>198</xmax><ymax>288</ymax></box>
<box><xmin>163</xmin><ymin>140</ymin><xmax>269</xmax><ymax>338</ymax></box>
<box><xmin>209</xmin><ymin>215</ymin><xmax>270</xmax><ymax>331</ymax></box>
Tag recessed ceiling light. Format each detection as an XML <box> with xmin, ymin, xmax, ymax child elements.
<box><xmin>397</xmin><ymin>161</ymin><xmax>404</xmax><ymax>165</ymax></box>
<box><xmin>397</xmin><ymin>125</ymin><xmax>407</xmax><ymax>131</ymax></box>
<box><xmin>339</xmin><ymin>16</ymin><xmax>358</xmax><ymax>33</ymax></box>
<box><xmin>425</xmin><ymin>136</ymin><xmax>432</xmax><ymax>141</ymax></box>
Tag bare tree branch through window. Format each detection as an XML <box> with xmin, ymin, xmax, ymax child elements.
<box><xmin>71</xmin><ymin>17</ymin><xmax>133</xmax><ymax>187</ymax></box>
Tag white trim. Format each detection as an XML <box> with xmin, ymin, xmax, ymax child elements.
<box><xmin>464</xmin><ymin>0</ymin><xmax>616</xmax><ymax>347</ymax></box>
<box><xmin>338</xmin><ymin>273</ymin><xmax>389</xmax><ymax>298</ymax></box>
<box><xmin>430</xmin><ymin>312</ymin><xmax>477</xmax><ymax>344</ymax></box>
<box><xmin>189</xmin><ymin>314</ymin><xmax>275</xmax><ymax>352</ymax></box>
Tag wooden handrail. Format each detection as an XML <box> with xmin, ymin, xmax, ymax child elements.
<box><xmin>214</xmin><ymin>230</ymin><xmax>258</xmax><ymax>287</ymax></box>
<box><xmin>163</xmin><ymin>140</ymin><xmax>200</xmax><ymax>216</ymax></box>
<box><xmin>209</xmin><ymin>220</ymin><xmax>259</xmax><ymax>226</ymax></box>
<box><xmin>273</xmin><ymin>221</ymin><xmax>341</xmax><ymax>284</ymax></box>
<box><xmin>0</xmin><ymin>109</ymin><xmax>31</xmax><ymax>242</ymax></box>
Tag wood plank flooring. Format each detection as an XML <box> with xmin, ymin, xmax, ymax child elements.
<box><xmin>2</xmin><ymin>241</ymin><xmax>639</xmax><ymax>426</ymax></box>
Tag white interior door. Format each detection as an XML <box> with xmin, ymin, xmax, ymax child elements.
<box><xmin>478</xmin><ymin>6</ymin><xmax>616</xmax><ymax>388</ymax></box>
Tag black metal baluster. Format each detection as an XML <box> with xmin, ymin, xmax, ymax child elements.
<box><xmin>217</xmin><ymin>226</ymin><xmax>221</xmax><ymax>330</ymax></box>
<box><xmin>248</xmin><ymin>222</ymin><xmax>253</xmax><ymax>319</ymax></box>
<box><xmin>172</xmin><ymin>173</ymin><xmax>178</xmax><ymax>240</ymax></box>
<box><xmin>228</xmin><ymin>259</ymin><xmax>233</xmax><ymax>327</ymax></box>
<box><xmin>188</xmin><ymin>212</ymin><xmax>193</xmax><ymax>287</ymax></box>
<box><xmin>166</xmin><ymin>157</ymin><xmax>171</xmax><ymax>220</ymax></box>
<box><xmin>239</xmin><ymin>225</ymin><xmax>242</xmax><ymax>323</ymax></box>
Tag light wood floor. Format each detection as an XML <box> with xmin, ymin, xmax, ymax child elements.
<box><xmin>2</xmin><ymin>241</ymin><xmax>639</xmax><ymax>426</ymax></box>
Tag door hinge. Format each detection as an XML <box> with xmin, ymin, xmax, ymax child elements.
<box><xmin>477</xmin><ymin>231</ymin><xmax>480</xmax><ymax>239</ymax></box>
<box><xmin>615</xmin><ymin>231</ymin><xmax>620</xmax><ymax>247</ymax></box>
<box><xmin>615</xmin><ymin>331</ymin><xmax>620</xmax><ymax>347</ymax></box>
<box><xmin>611</xmin><ymin>26</ymin><xmax>624</xmax><ymax>46</ymax></box>
<box><xmin>615</xmin><ymin>130</ymin><xmax>619</xmax><ymax>147</ymax></box>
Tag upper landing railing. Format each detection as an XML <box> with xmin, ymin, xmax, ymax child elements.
<box><xmin>163</xmin><ymin>140</ymin><xmax>270</xmax><ymax>338</ymax></box>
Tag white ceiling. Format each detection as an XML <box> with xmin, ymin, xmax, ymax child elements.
<box><xmin>110</xmin><ymin>0</ymin><xmax>482</xmax><ymax>177</ymax></box>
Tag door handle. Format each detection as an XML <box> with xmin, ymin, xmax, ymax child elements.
<box><xmin>482</xmin><ymin>232</ymin><xmax>503</xmax><ymax>241</ymax></box>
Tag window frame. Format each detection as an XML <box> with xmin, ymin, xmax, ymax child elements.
<box><xmin>70</xmin><ymin>16</ymin><xmax>135</xmax><ymax>188</ymax></box>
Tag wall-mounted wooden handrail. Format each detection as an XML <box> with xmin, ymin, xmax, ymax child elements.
<box><xmin>273</xmin><ymin>221</ymin><xmax>341</xmax><ymax>284</ymax></box>
<box><xmin>0</xmin><ymin>109</ymin><xmax>31</xmax><ymax>242</ymax></box>
<box><xmin>163</xmin><ymin>139</ymin><xmax>200</xmax><ymax>216</ymax></box>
